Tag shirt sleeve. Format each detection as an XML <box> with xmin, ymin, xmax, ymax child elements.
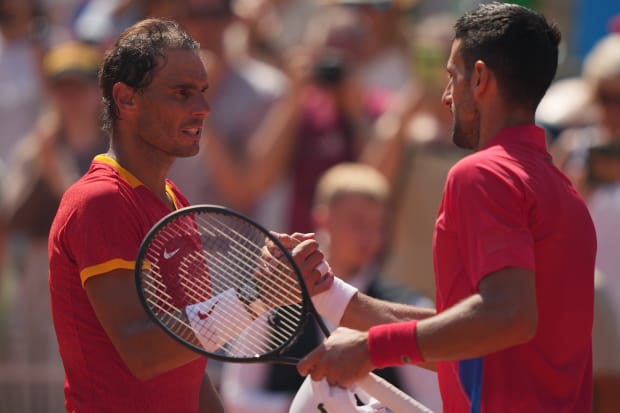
<box><xmin>444</xmin><ymin>158</ymin><xmax>536</xmax><ymax>287</ymax></box>
<box><xmin>65</xmin><ymin>185</ymin><xmax>144</xmax><ymax>285</ymax></box>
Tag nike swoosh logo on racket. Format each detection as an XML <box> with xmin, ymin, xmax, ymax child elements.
<box><xmin>163</xmin><ymin>247</ymin><xmax>180</xmax><ymax>259</ymax></box>
<box><xmin>198</xmin><ymin>300</ymin><xmax>220</xmax><ymax>320</ymax></box>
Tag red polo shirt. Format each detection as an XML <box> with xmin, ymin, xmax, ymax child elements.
<box><xmin>49</xmin><ymin>155</ymin><xmax>207</xmax><ymax>413</ymax></box>
<box><xmin>433</xmin><ymin>125</ymin><xmax>596</xmax><ymax>412</ymax></box>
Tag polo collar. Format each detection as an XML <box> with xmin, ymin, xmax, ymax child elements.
<box><xmin>93</xmin><ymin>154</ymin><xmax>179</xmax><ymax>208</ymax></box>
<box><xmin>481</xmin><ymin>124</ymin><xmax>548</xmax><ymax>152</ymax></box>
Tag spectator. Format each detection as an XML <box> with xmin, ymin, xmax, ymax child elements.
<box><xmin>550</xmin><ymin>32</ymin><xmax>620</xmax><ymax>199</ymax></box>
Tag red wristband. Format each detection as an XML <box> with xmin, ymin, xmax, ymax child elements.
<box><xmin>367</xmin><ymin>320</ymin><xmax>424</xmax><ymax>368</ymax></box>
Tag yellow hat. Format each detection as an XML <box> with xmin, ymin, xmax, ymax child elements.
<box><xmin>43</xmin><ymin>41</ymin><xmax>101</xmax><ymax>81</ymax></box>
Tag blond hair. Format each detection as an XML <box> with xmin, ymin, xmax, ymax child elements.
<box><xmin>314</xmin><ymin>163</ymin><xmax>389</xmax><ymax>207</ymax></box>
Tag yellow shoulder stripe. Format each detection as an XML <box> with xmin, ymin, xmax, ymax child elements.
<box><xmin>80</xmin><ymin>258</ymin><xmax>135</xmax><ymax>287</ymax></box>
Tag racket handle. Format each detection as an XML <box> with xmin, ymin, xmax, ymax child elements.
<box><xmin>357</xmin><ymin>373</ymin><xmax>434</xmax><ymax>413</ymax></box>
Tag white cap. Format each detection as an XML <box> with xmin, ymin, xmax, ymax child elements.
<box><xmin>290</xmin><ymin>376</ymin><xmax>390</xmax><ymax>413</ymax></box>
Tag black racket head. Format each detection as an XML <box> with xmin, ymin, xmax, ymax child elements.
<box><xmin>135</xmin><ymin>205</ymin><xmax>320</xmax><ymax>363</ymax></box>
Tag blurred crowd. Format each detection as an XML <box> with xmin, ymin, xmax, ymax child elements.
<box><xmin>0</xmin><ymin>0</ymin><xmax>617</xmax><ymax>412</ymax></box>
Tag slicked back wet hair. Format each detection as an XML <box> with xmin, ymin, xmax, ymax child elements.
<box><xmin>99</xmin><ymin>18</ymin><xmax>200</xmax><ymax>135</ymax></box>
<box><xmin>454</xmin><ymin>2</ymin><xmax>561</xmax><ymax>111</ymax></box>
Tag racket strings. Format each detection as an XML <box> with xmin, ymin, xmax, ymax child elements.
<box><xmin>182</xmin><ymin>248</ymin><xmax>301</xmax><ymax>353</ymax></box>
<box><xmin>145</xmin><ymin>237</ymin><xmax>291</xmax><ymax>356</ymax></box>
<box><xmin>184</xmin><ymin>214</ymin><xmax>306</xmax><ymax>349</ymax></box>
<box><xmin>187</xmin><ymin>213</ymin><xmax>305</xmax><ymax>312</ymax></box>
<box><xmin>147</xmin><ymin>250</ymin><xmax>292</xmax><ymax>357</ymax></box>
<box><xmin>140</xmin><ymin>212</ymin><xmax>308</xmax><ymax>358</ymax></box>
<box><xmin>177</xmin><ymin>212</ymin><xmax>302</xmax><ymax>312</ymax></box>
<box><xmin>193</xmin><ymin>213</ymin><xmax>304</xmax><ymax>302</ymax></box>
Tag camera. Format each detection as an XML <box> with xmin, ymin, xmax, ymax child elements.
<box><xmin>312</xmin><ymin>50</ymin><xmax>347</xmax><ymax>86</ymax></box>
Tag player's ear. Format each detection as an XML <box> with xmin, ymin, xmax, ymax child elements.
<box><xmin>471</xmin><ymin>60</ymin><xmax>491</xmax><ymax>98</ymax></box>
<box><xmin>113</xmin><ymin>82</ymin><xmax>138</xmax><ymax>114</ymax></box>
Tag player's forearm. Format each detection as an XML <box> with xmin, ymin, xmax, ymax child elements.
<box><xmin>416</xmin><ymin>268</ymin><xmax>537</xmax><ymax>362</ymax></box>
<box><xmin>86</xmin><ymin>274</ymin><xmax>204</xmax><ymax>381</ymax></box>
<box><xmin>364</xmin><ymin>267</ymin><xmax>538</xmax><ymax>368</ymax></box>
<box><xmin>111</xmin><ymin>314</ymin><xmax>203</xmax><ymax>380</ymax></box>
<box><xmin>340</xmin><ymin>292</ymin><xmax>436</xmax><ymax>331</ymax></box>
<box><xmin>114</xmin><ymin>319</ymin><xmax>203</xmax><ymax>380</ymax></box>
<box><xmin>415</xmin><ymin>292</ymin><xmax>536</xmax><ymax>362</ymax></box>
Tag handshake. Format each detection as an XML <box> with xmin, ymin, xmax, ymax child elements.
<box><xmin>254</xmin><ymin>231</ymin><xmax>358</xmax><ymax>326</ymax></box>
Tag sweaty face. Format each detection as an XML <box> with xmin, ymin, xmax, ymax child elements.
<box><xmin>134</xmin><ymin>49</ymin><xmax>210</xmax><ymax>158</ymax></box>
<box><xmin>442</xmin><ymin>39</ymin><xmax>480</xmax><ymax>150</ymax></box>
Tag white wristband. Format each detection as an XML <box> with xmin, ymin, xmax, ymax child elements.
<box><xmin>311</xmin><ymin>276</ymin><xmax>358</xmax><ymax>326</ymax></box>
<box><xmin>186</xmin><ymin>288</ymin><xmax>258</xmax><ymax>352</ymax></box>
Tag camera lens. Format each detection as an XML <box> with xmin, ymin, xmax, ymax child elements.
<box><xmin>313</xmin><ymin>51</ymin><xmax>346</xmax><ymax>86</ymax></box>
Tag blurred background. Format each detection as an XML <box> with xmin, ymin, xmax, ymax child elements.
<box><xmin>0</xmin><ymin>0</ymin><xmax>618</xmax><ymax>412</ymax></box>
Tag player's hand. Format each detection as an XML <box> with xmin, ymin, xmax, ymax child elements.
<box><xmin>297</xmin><ymin>327</ymin><xmax>375</xmax><ymax>388</ymax></box>
<box><xmin>269</xmin><ymin>232</ymin><xmax>334</xmax><ymax>296</ymax></box>
<box><xmin>268</xmin><ymin>231</ymin><xmax>314</xmax><ymax>250</ymax></box>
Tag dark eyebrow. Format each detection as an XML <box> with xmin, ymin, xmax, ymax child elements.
<box><xmin>174</xmin><ymin>82</ymin><xmax>209</xmax><ymax>92</ymax></box>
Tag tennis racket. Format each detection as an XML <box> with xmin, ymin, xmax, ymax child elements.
<box><xmin>135</xmin><ymin>204</ymin><xmax>433</xmax><ymax>413</ymax></box>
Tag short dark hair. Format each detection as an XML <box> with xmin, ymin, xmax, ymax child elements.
<box><xmin>99</xmin><ymin>18</ymin><xmax>200</xmax><ymax>135</ymax></box>
<box><xmin>454</xmin><ymin>2</ymin><xmax>561</xmax><ymax>110</ymax></box>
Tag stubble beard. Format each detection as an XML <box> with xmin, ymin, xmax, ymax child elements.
<box><xmin>451</xmin><ymin>106</ymin><xmax>480</xmax><ymax>150</ymax></box>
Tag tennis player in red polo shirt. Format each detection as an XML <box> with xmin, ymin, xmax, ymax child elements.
<box><xmin>293</xmin><ymin>3</ymin><xmax>597</xmax><ymax>412</ymax></box>
<box><xmin>49</xmin><ymin>19</ymin><xmax>327</xmax><ymax>413</ymax></box>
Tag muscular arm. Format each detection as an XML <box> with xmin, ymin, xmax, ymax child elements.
<box><xmin>298</xmin><ymin>266</ymin><xmax>537</xmax><ymax>386</ymax></box>
<box><xmin>340</xmin><ymin>292</ymin><xmax>436</xmax><ymax>331</ymax></box>
<box><xmin>416</xmin><ymin>267</ymin><xmax>537</xmax><ymax>361</ymax></box>
<box><xmin>85</xmin><ymin>269</ymin><xmax>202</xmax><ymax>380</ymax></box>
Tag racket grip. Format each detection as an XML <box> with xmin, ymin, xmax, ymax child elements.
<box><xmin>357</xmin><ymin>373</ymin><xmax>434</xmax><ymax>413</ymax></box>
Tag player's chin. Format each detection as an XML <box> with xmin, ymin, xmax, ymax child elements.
<box><xmin>175</xmin><ymin>143</ymin><xmax>200</xmax><ymax>158</ymax></box>
<box><xmin>174</xmin><ymin>137</ymin><xmax>201</xmax><ymax>157</ymax></box>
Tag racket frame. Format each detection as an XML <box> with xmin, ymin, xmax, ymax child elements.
<box><xmin>134</xmin><ymin>204</ymin><xmax>331</xmax><ymax>364</ymax></box>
